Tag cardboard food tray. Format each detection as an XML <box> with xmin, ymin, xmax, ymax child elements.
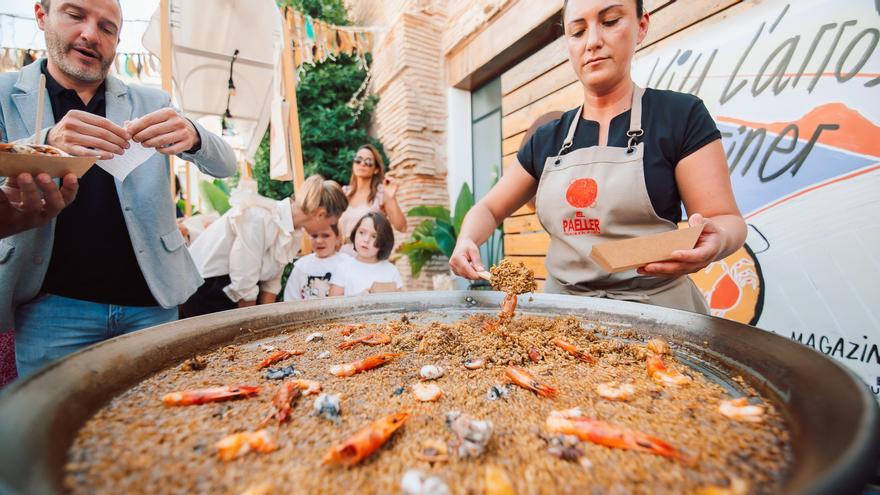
<box><xmin>0</xmin><ymin>153</ymin><xmax>96</xmax><ymax>178</ymax></box>
<box><xmin>589</xmin><ymin>225</ymin><xmax>704</xmax><ymax>273</ymax></box>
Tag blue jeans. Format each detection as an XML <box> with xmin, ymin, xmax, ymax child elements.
<box><xmin>14</xmin><ymin>294</ymin><xmax>178</xmax><ymax>377</ymax></box>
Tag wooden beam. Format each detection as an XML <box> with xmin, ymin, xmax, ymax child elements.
<box><xmin>501</xmin><ymin>131</ymin><xmax>526</xmax><ymax>157</ymax></box>
<box><xmin>641</xmin><ymin>0</ymin><xmax>741</xmax><ymax>49</ymax></box>
<box><xmin>502</xmin><ymin>81</ymin><xmax>581</xmax><ymax>139</ymax></box>
<box><xmin>644</xmin><ymin>0</ymin><xmax>677</xmax><ymax>14</ymax></box>
<box><xmin>159</xmin><ymin>0</ymin><xmax>176</xmax><ymax>204</ymax></box>
<box><xmin>282</xmin><ymin>8</ymin><xmax>305</xmax><ymax>192</ymax></box>
<box><xmin>502</xmin><ymin>60</ymin><xmax>577</xmax><ymax>118</ymax></box>
<box><xmin>503</xmin><ymin>214</ymin><xmax>543</xmax><ymax>234</ymax></box>
<box><xmin>184</xmin><ymin>163</ymin><xmax>191</xmax><ymax>216</ymax></box>
<box><xmin>282</xmin><ymin>8</ymin><xmax>310</xmax><ymax>254</ymax></box>
<box><xmin>501</xmin><ymin>38</ymin><xmax>568</xmax><ymax>97</ymax></box>
<box><xmin>503</xmin><ymin>231</ymin><xmax>549</xmax><ymax>256</ymax></box>
<box><xmin>446</xmin><ymin>0</ymin><xmax>562</xmax><ymax>90</ymax></box>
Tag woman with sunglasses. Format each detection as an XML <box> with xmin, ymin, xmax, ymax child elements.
<box><xmin>338</xmin><ymin>144</ymin><xmax>407</xmax><ymax>253</ymax></box>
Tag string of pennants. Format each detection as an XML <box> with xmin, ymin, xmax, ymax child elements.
<box><xmin>284</xmin><ymin>9</ymin><xmax>377</xmax><ymax>68</ymax></box>
<box><xmin>0</xmin><ymin>47</ymin><xmax>161</xmax><ymax>81</ymax></box>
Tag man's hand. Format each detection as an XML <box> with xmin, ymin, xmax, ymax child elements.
<box><xmin>46</xmin><ymin>110</ymin><xmax>131</xmax><ymax>160</ymax></box>
<box><xmin>126</xmin><ymin>108</ymin><xmax>200</xmax><ymax>155</ymax></box>
<box><xmin>0</xmin><ymin>172</ymin><xmax>78</xmax><ymax>238</ymax></box>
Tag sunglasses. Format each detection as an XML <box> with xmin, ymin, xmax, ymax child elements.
<box><xmin>353</xmin><ymin>156</ymin><xmax>376</xmax><ymax>167</ymax></box>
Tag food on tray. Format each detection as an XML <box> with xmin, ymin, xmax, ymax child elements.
<box><xmin>337</xmin><ymin>332</ymin><xmax>391</xmax><ymax>350</ymax></box>
<box><xmin>323</xmin><ymin>412</ymin><xmax>409</xmax><ymax>466</ymax></box>
<box><xmin>0</xmin><ymin>142</ymin><xmax>67</xmax><ymax>156</ymax></box>
<box><xmin>215</xmin><ymin>430</ymin><xmax>276</xmax><ymax>461</ymax></box>
<box><xmin>719</xmin><ymin>397</ymin><xmax>766</xmax><ymax>423</ymax></box>
<box><xmin>329</xmin><ymin>352</ymin><xmax>402</xmax><ymax>377</ymax></box>
<box><xmin>646</xmin><ymin>351</ymin><xmax>693</xmax><ymax>386</ymax></box>
<box><xmin>596</xmin><ymin>381</ymin><xmax>636</xmax><ymax>401</ymax></box>
<box><xmin>259</xmin><ymin>380</ymin><xmax>322</xmax><ymax>427</ymax></box>
<box><xmin>66</xmin><ymin>309</ymin><xmax>791</xmax><ymax>494</ymax></box>
<box><xmin>256</xmin><ymin>349</ymin><xmax>303</xmax><ymax>370</ymax></box>
<box><xmin>161</xmin><ymin>385</ymin><xmax>260</xmax><ymax>406</ymax></box>
<box><xmin>554</xmin><ymin>337</ymin><xmax>597</xmax><ymax>364</ymax></box>
<box><xmin>488</xmin><ymin>259</ymin><xmax>537</xmax><ymax>295</ymax></box>
<box><xmin>505</xmin><ymin>365</ymin><xmax>558</xmax><ymax>398</ymax></box>
<box><xmin>412</xmin><ymin>383</ymin><xmax>443</xmax><ymax>402</ymax></box>
<box><xmin>546</xmin><ymin>408</ymin><xmax>690</xmax><ymax>463</ymax></box>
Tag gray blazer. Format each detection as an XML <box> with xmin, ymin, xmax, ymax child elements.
<box><xmin>0</xmin><ymin>60</ymin><xmax>237</xmax><ymax>331</ymax></box>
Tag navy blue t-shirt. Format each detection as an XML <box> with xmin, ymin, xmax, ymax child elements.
<box><xmin>517</xmin><ymin>88</ymin><xmax>721</xmax><ymax>224</ymax></box>
<box><xmin>39</xmin><ymin>61</ymin><xmax>157</xmax><ymax>306</ymax></box>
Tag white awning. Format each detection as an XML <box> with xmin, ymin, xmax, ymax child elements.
<box><xmin>142</xmin><ymin>0</ymin><xmax>281</xmax><ymax>162</ymax></box>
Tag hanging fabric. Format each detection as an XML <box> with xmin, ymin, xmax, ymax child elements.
<box><xmin>276</xmin><ymin>7</ymin><xmax>380</xmax><ymax>68</ymax></box>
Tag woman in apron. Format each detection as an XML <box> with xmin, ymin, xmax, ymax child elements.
<box><xmin>449</xmin><ymin>0</ymin><xmax>746</xmax><ymax>314</ymax></box>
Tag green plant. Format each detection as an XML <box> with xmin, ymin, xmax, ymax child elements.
<box><xmin>198</xmin><ymin>179</ymin><xmax>231</xmax><ymax>214</ymax></box>
<box><xmin>251</xmin><ymin>0</ymin><xmax>378</xmax><ymax>295</ymax></box>
<box><xmin>400</xmin><ymin>182</ymin><xmax>489</xmax><ymax>277</ymax></box>
<box><xmin>249</xmin><ymin>0</ymin><xmax>383</xmax><ymax>197</ymax></box>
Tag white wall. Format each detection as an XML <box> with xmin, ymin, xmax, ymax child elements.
<box><xmin>446</xmin><ymin>86</ymin><xmax>473</xmax><ymax>206</ymax></box>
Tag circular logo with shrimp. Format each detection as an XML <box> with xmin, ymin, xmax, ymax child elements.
<box><xmin>566</xmin><ymin>178</ymin><xmax>598</xmax><ymax>208</ymax></box>
<box><xmin>689</xmin><ymin>244</ymin><xmax>764</xmax><ymax>325</ymax></box>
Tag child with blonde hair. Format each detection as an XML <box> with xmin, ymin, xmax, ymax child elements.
<box><xmin>283</xmin><ymin>223</ymin><xmax>346</xmax><ymax>300</ymax></box>
<box><xmin>182</xmin><ymin>175</ymin><xmax>348</xmax><ymax>317</ymax></box>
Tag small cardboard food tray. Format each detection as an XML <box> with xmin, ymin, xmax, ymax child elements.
<box><xmin>589</xmin><ymin>225</ymin><xmax>704</xmax><ymax>273</ymax></box>
<box><xmin>0</xmin><ymin>153</ymin><xmax>96</xmax><ymax>178</ymax></box>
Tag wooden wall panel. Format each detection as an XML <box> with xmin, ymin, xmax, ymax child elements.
<box><xmin>502</xmin><ymin>153</ymin><xmax>518</xmax><ymax>169</ymax></box>
<box><xmin>501</xmin><ymin>38</ymin><xmax>568</xmax><ymax>96</ymax></box>
<box><xmin>504</xmin><ymin>232</ymin><xmax>550</xmax><ymax>256</ymax></box>
<box><xmin>512</xmin><ymin>203</ymin><xmax>536</xmax><ymax>217</ymax></box>
<box><xmin>501</xmin><ymin>131</ymin><xmax>526</xmax><ymax>156</ymax></box>
<box><xmin>446</xmin><ymin>0</ymin><xmax>561</xmax><ymax>88</ymax></box>
<box><xmin>502</xmin><ymin>81</ymin><xmax>581</xmax><ymax>139</ymax></box>
<box><xmin>502</xmin><ymin>60</ymin><xmax>578</xmax><ymax>117</ymax></box>
<box><xmin>642</xmin><ymin>0</ymin><xmax>740</xmax><ymax>48</ymax></box>
<box><xmin>504</xmin><ymin>214</ymin><xmax>542</xmax><ymax>234</ymax></box>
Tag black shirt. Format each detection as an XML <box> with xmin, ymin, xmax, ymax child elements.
<box><xmin>40</xmin><ymin>61</ymin><xmax>158</xmax><ymax>306</ymax></box>
<box><xmin>517</xmin><ymin>88</ymin><xmax>721</xmax><ymax>224</ymax></box>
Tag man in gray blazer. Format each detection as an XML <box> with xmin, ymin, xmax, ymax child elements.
<box><xmin>0</xmin><ymin>0</ymin><xmax>237</xmax><ymax>376</ymax></box>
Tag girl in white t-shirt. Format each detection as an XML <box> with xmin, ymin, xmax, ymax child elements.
<box><xmin>282</xmin><ymin>223</ymin><xmax>346</xmax><ymax>300</ymax></box>
<box><xmin>331</xmin><ymin>212</ymin><xmax>403</xmax><ymax>296</ymax></box>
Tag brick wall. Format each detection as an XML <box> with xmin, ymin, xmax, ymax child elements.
<box><xmin>346</xmin><ymin>0</ymin><xmax>450</xmax><ymax>291</ymax></box>
<box><xmin>343</xmin><ymin>0</ymin><xmax>524</xmax><ymax>290</ymax></box>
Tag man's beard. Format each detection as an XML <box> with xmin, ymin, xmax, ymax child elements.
<box><xmin>44</xmin><ymin>30</ymin><xmax>112</xmax><ymax>83</ymax></box>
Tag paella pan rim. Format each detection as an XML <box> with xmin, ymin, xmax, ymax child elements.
<box><xmin>0</xmin><ymin>291</ymin><xmax>877</xmax><ymax>495</ymax></box>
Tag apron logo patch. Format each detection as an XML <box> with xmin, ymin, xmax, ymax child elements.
<box><xmin>562</xmin><ymin>211</ymin><xmax>601</xmax><ymax>235</ymax></box>
<box><xmin>566</xmin><ymin>178</ymin><xmax>598</xmax><ymax>208</ymax></box>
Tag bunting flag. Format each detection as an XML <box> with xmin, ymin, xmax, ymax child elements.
<box><xmin>0</xmin><ymin>47</ymin><xmax>161</xmax><ymax>81</ymax></box>
<box><xmin>284</xmin><ymin>9</ymin><xmax>378</xmax><ymax>68</ymax></box>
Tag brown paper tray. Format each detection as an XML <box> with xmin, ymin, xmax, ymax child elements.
<box><xmin>589</xmin><ymin>225</ymin><xmax>704</xmax><ymax>273</ymax></box>
<box><xmin>0</xmin><ymin>153</ymin><xmax>97</xmax><ymax>178</ymax></box>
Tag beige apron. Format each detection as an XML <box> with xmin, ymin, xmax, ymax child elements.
<box><xmin>535</xmin><ymin>85</ymin><xmax>709</xmax><ymax>314</ymax></box>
